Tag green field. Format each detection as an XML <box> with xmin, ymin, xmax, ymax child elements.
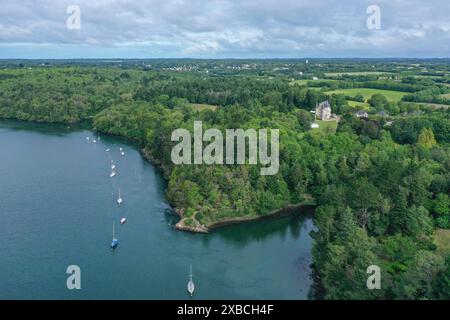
<box><xmin>324</xmin><ymin>71</ymin><xmax>390</xmax><ymax>77</ymax></box>
<box><xmin>434</xmin><ymin>229</ymin><xmax>450</xmax><ymax>256</ymax></box>
<box><xmin>311</xmin><ymin>120</ymin><xmax>338</xmax><ymax>136</ymax></box>
<box><xmin>325</xmin><ymin>88</ymin><xmax>406</xmax><ymax>102</ymax></box>
<box><xmin>291</xmin><ymin>79</ymin><xmax>338</xmax><ymax>86</ymax></box>
<box><xmin>290</xmin><ymin>79</ymin><xmax>309</xmax><ymax>85</ymax></box>
<box><xmin>347</xmin><ymin>100</ymin><xmax>371</xmax><ymax>109</ymax></box>
<box><xmin>190</xmin><ymin>103</ymin><xmax>219</xmax><ymax>111</ymax></box>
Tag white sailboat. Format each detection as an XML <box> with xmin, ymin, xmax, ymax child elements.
<box><xmin>117</xmin><ymin>189</ymin><xmax>123</xmax><ymax>205</ymax></box>
<box><xmin>111</xmin><ymin>220</ymin><xmax>118</xmax><ymax>249</ymax></box>
<box><xmin>110</xmin><ymin>170</ymin><xmax>116</xmax><ymax>178</ymax></box>
<box><xmin>187</xmin><ymin>265</ymin><xmax>195</xmax><ymax>296</ymax></box>
<box><xmin>111</xmin><ymin>160</ymin><xmax>116</xmax><ymax>170</ymax></box>
<box><xmin>121</xmin><ymin>151</ymin><xmax>125</xmax><ymax>156</ymax></box>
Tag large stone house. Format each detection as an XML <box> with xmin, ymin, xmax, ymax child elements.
<box><xmin>315</xmin><ymin>100</ymin><xmax>332</xmax><ymax>120</ymax></box>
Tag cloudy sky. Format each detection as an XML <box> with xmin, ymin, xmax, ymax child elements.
<box><xmin>0</xmin><ymin>0</ymin><xmax>449</xmax><ymax>58</ymax></box>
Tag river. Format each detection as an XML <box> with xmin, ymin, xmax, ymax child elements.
<box><xmin>0</xmin><ymin>120</ymin><xmax>315</xmax><ymax>299</ymax></box>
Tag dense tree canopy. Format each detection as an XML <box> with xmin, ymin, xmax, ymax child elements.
<box><xmin>0</xmin><ymin>61</ymin><xmax>449</xmax><ymax>299</ymax></box>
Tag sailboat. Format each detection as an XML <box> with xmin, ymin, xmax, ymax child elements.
<box><xmin>121</xmin><ymin>151</ymin><xmax>125</xmax><ymax>156</ymax></box>
<box><xmin>110</xmin><ymin>170</ymin><xmax>116</xmax><ymax>178</ymax></box>
<box><xmin>111</xmin><ymin>221</ymin><xmax>118</xmax><ymax>249</ymax></box>
<box><xmin>117</xmin><ymin>189</ymin><xmax>123</xmax><ymax>205</ymax></box>
<box><xmin>111</xmin><ymin>160</ymin><xmax>116</xmax><ymax>170</ymax></box>
<box><xmin>187</xmin><ymin>265</ymin><xmax>195</xmax><ymax>296</ymax></box>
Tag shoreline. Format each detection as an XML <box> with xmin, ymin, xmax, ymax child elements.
<box><xmin>139</xmin><ymin>145</ymin><xmax>317</xmax><ymax>233</ymax></box>
<box><xmin>174</xmin><ymin>200</ymin><xmax>316</xmax><ymax>234</ymax></box>
<box><xmin>1</xmin><ymin>119</ymin><xmax>317</xmax><ymax>234</ymax></box>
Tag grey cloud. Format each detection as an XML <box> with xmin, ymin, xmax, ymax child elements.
<box><xmin>0</xmin><ymin>0</ymin><xmax>449</xmax><ymax>58</ymax></box>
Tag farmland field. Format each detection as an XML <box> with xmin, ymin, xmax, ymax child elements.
<box><xmin>325</xmin><ymin>88</ymin><xmax>407</xmax><ymax>102</ymax></box>
<box><xmin>347</xmin><ymin>100</ymin><xmax>371</xmax><ymax>109</ymax></box>
<box><xmin>324</xmin><ymin>71</ymin><xmax>391</xmax><ymax>77</ymax></box>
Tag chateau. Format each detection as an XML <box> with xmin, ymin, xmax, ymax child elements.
<box><xmin>315</xmin><ymin>100</ymin><xmax>332</xmax><ymax>120</ymax></box>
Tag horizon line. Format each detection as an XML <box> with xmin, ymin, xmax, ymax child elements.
<box><xmin>1</xmin><ymin>57</ymin><xmax>450</xmax><ymax>60</ymax></box>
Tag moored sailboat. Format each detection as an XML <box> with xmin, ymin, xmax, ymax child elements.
<box><xmin>187</xmin><ymin>265</ymin><xmax>195</xmax><ymax>296</ymax></box>
<box><xmin>117</xmin><ymin>189</ymin><xmax>123</xmax><ymax>205</ymax></box>
<box><xmin>111</xmin><ymin>221</ymin><xmax>118</xmax><ymax>249</ymax></box>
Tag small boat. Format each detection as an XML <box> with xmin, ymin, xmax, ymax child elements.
<box><xmin>187</xmin><ymin>265</ymin><xmax>195</xmax><ymax>296</ymax></box>
<box><xmin>121</xmin><ymin>151</ymin><xmax>125</xmax><ymax>156</ymax></box>
<box><xmin>98</xmin><ymin>136</ymin><xmax>101</xmax><ymax>140</ymax></box>
<box><xmin>117</xmin><ymin>189</ymin><xmax>123</xmax><ymax>205</ymax></box>
<box><xmin>86</xmin><ymin>137</ymin><xmax>90</xmax><ymax>141</ymax></box>
<box><xmin>111</xmin><ymin>221</ymin><xmax>118</xmax><ymax>249</ymax></box>
<box><xmin>110</xmin><ymin>171</ymin><xmax>116</xmax><ymax>178</ymax></box>
<box><xmin>111</xmin><ymin>163</ymin><xmax>116</xmax><ymax>170</ymax></box>
<box><xmin>120</xmin><ymin>217</ymin><xmax>127</xmax><ymax>225</ymax></box>
<box><xmin>119</xmin><ymin>147</ymin><xmax>123</xmax><ymax>151</ymax></box>
<box><xmin>106</xmin><ymin>148</ymin><xmax>110</xmax><ymax>152</ymax></box>
<box><xmin>93</xmin><ymin>139</ymin><xmax>97</xmax><ymax>143</ymax></box>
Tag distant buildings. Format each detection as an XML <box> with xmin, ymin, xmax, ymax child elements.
<box><xmin>355</xmin><ymin>110</ymin><xmax>369</xmax><ymax>118</ymax></box>
<box><xmin>315</xmin><ymin>101</ymin><xmax>332</xmax><ymax>120</ymax></box>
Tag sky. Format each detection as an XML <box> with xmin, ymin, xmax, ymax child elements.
<box><xmin>0</xmin><ymin>0</ymin><xmax>449</xmax><ymax>59</ymax></box>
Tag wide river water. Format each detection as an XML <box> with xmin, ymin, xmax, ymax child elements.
<box><xmin>0</xmin><ymin>120</ymin><xmax>315</xmax><ymax>299</ymax></box>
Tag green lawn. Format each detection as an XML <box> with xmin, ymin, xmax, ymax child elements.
<box><xmin>434</xmin><ymin>229</ymin><xmax>450</xmax><ymax>256</ymax></box>
<box><xmin>347</xmin><ymin>100</ymin><xmax>371</xmax><ymax>109</ymax></box>
<box><xmin>291</xmin><ymin>79</ymin><xmax>339</xmax><ymax>86</ymax></box>
<box><xmin>291</xmin><ymin>79</ymin><xmax>309</xmax><ymax>86</ymax></box>
<box><xmin>190</xmin><ymin>103</ymin><xmax>219</xmax><ymax>111</ymax></box>
<box><xmin>325</xmin><ymin>88</ymin><xmax>407</xmax><ymax>102</ymax></box>
<box><xmin>311</xmin><ymin>120</ymin><xmax>338</xmax><ymax>136</ymax></box>
<box><xmin>324</xmin><ymin>71</ymin><xmax>390</xmax><ymax>77</ymax></box>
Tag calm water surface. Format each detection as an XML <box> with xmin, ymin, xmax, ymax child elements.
<box><xmin>0</xmin><ymin>120</ymin><xmax>315</xmax><ymax>299</ymax></box>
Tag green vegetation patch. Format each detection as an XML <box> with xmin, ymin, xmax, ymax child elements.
<box><xmin>434</xmin><ymin>229</ymin><xmax>450</xmax><ymax>256</ymax></box>
<box><xmin>190</xmin><ymin>103</ymin><xmax>219</xmax><ymax>111</ymax></box>
<box><xmin>325</xmin><ymin>88</ymin><xmax>407</xmax><ymax>102</ymax></box>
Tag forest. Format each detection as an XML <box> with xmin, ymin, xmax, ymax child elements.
<box><xmin>0</xmin><ymin>59</ymin><xmax>449</xmax><ymax>299</ymax></box>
